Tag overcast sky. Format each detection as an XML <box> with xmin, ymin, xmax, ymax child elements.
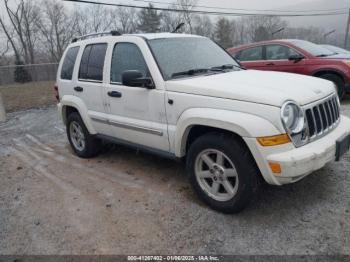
<box><xmin>1</xmin><ymin>0</ymin><xmax>349</xmax><ymax>33</ymax></box>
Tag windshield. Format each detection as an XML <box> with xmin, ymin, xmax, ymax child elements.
<box><xmin>321</xmin><ymin>45</ymin><xmax>350</xmax><ymax>54</ymax></box>
<box><xmin>148</xmin><ymin>37</ymin><xmax>240</xmax><ymax>80</ymax></box>
<box><xmin>288</xmin><ymin>40</ymin><xmax>336</xmax><ymax>57</ymax></box>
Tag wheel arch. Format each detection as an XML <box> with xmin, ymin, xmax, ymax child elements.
<box><xmin>175</xmin><ymin>108</ymin><xmax>281</xmax><ymax>157</ymax></box>
<box><xmin>313</xmin><ymin>69</ymin><xmax>345</xmax><ymax>82</ymax></box>
<box><xmin>59</xmin><ymin>95</ymin><xmax>97</xmax><ymax>134</ymax></box>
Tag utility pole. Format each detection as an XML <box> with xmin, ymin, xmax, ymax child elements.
<box><xmin>345</xmin><ymin>8</ymin><xmax>350</xmax><ymax>49</ymax></box>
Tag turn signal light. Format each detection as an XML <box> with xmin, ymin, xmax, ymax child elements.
<box><xmin>257</xmin><ymin>134</ymin><xmax>291</xmax><ymax>146</ymax></box>
<box><xmin>269</xmin><ymin>162</ymin><xmax>282</xmax><ymax>174</ymax></box>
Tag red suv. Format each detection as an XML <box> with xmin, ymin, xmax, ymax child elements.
<box><xmin>228</xmin><ymin>39</ymin><xmax>350</xmax><ymax>99</ymax></box>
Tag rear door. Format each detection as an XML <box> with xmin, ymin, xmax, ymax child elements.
<box><xmin>264</xmin><ymin>44</ymin><xmax>306</xmax><ymax>74</ymax></box>
<box><xmin>236</xmin><ymin>46</ymin><xmax>266</xmax><ymax>70</ymax></box>
<box><xmin>74</xmin><ymin>43</ymin><xmax>111</xmax><ymax>135</ymax></box>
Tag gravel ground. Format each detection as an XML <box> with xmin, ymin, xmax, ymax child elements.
<box><xmin>0</xmin><ymin>99</ymin><xmax>350</xmax><ymax>255</ymax></box>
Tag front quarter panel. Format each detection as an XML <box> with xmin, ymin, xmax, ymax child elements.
<box><xmin>174</xmin><ymin>108</ymin><xmax>281</xmax><ymax>157</ymax></box>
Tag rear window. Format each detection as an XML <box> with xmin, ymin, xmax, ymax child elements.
<box><xmin>239</xmin><ymin>46</ymin><xmax>263</xmax><ymax>61</ymax></box>
<box><xmin>60</xmin><ymin>46</ymin><xmax>79</xmax><ymax>80</ymax></box>
<box><xmin>79</xmin><ymin>43</ymin><xmax>107</xmax><ymax>81</ymax></box>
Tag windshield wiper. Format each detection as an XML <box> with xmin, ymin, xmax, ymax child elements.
<box><xmin>316</xmin><ymin>53</ymin><xmax>336</xmax><ymax>57</ymax></box>
<box><xmin>210</xmin><ymin>64</ymin><xmax>242</xmax><ymax>71</ymax></box>
<box><xmin>210</xmin><ymin>64</ymin><xmax>235</xmax><ymax>71</ymax></box>
<box><xmin>171</xmin><ymin>68</ymin><xmax>209</xmax><ymax>78</ymax></box>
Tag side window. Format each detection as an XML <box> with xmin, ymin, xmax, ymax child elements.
<box><xmin>60</xmin><ymin>46</ymin><xmax>79</xmax><ymax>80</ymax></box>
<box><xmin>110</xmin><ymin>42</ymin><xmax>150</xmax><ymax>84</ymax></box>
<box><xmin>239</xmin><ymin>47</ymin><xmax>263</xmax><ymax>61</ymax></box>
<box><xmin>266</xmin><ymin>45</ymin><xmax>300</xmax><ymax>60</ymax></box>
<box><xmin>79</xmin><ymin>43</ymin><xmax>107</xmax><ymax>81</ymax></box>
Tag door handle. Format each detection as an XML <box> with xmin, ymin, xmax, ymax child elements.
<box><xmin>74</xmin><ymin>86</ymin><xmax>83</xmax><ymax>92</ymax></box>
<box><xmin>108</xmin><ymin>91</ymin><xmax>122</xmax><ymax>98</ymax></box>
<box><xmin>266</xmin><ymin>63</ymin><xmax>275</xmax><ymax>66</ymax></box>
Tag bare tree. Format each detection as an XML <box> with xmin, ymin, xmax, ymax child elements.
<box><xmin>284</xmin><ymin>26</ymin><xmax>325</xmax><ymax>44</ymax></box>
<box><xmin>193</xmin><ymin>15</ymin><xmax>214</xmax><ymax>38</ymax></box>
<box><xmin>160</xmin><ymin>6</ymin><xmax>183</xmax><ymax>32</ymax></box>
<box><xmin>0</xmin><ymin>0</ymin><xmax>41</xmax><ymax>64</ymax></box>
<box><xmin>235</xmin><ymin>16</ymin><xmax>287</xmax><ymax>43</ymax></box>
<box><xmin>115</xmin><ymin>7</ymin><xmax>137</xmax><ymax>34</ymax></box>
<box><xmin>37</xmin><ymin>0</ymin><xmax>76</xmax><ymax>62</ymax></box>
<box><xmin>74</xmin><ymin>5</ymin><xmax>114</xmax><ymax>35</ymax></box>
<box><xmin>176</xmin><ymin>0</ymin><xmax>197</xmax><ymax>34</ymax></box>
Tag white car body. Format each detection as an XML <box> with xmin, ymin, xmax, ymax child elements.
<box><xmin>57</xmin><ymin>33</ymin><xmax>350</xmax><ymax>187</ymax></box>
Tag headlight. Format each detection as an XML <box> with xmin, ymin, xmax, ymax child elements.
<box><xmin>281</xmin><ymin>101</ymin><xmax>308</xmax><ymax>147</ymax></box>
<box><xmin>343</xmin><ymin>60</ymin><xmax>350</xmax><ymax>68</ymax></box>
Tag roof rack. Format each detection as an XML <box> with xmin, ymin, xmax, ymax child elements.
<box><xmin>71</xmin><ymin>30</ymin><xmax>121</xmax><ymax>43</ymax></box>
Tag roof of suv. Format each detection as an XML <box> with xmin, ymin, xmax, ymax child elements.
<box><xmin>127</xmin><ymin>32</ymin><xmax>203</xmax><ymax>40</ymax></box>
<box><xmin>71</xmin><ymin>33</ymin><xmax>203</xmax><ymax>45</ymax></box>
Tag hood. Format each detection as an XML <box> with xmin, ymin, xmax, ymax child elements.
<box><xmin>165</xmin><ymin>70</ymin><xmax>335</xmax><ymax>107</ymax></box>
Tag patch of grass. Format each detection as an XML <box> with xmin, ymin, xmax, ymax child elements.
<box><xmin>0</xmin><ymin>81</ymin><xmax>55</xmax><ymax>112</ymax></box>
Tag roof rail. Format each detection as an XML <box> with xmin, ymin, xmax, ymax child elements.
<box><xmin>71</xmin><ymin>30</ymin><xmax>121</xmax><ymax>43</ymax></box>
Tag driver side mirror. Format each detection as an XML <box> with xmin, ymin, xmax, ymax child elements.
<box><xmin>288</xmin><ymin>54</ymin><xmax>304</xmax><ymax>62</ymax></box>
<box><xmin>121</xmin><ymin>70</ymin><xmax>154</xmax><ymax>89</ymax></box>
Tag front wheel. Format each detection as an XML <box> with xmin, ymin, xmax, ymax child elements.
<box><xmin>186</xmin><ymin>133</ymin><xmax>261</xmax><ymax>214</ymax></box>
<box><xmin>318</xmin><ymin>74</ymin><xmax>345</xmax><ymax>100</ymax></box>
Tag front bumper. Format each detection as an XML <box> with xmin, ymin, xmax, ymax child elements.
<box><xmin>244</xmin><ymin>115</ymin><xmax>350</xmax><ymax>185</ymax></box>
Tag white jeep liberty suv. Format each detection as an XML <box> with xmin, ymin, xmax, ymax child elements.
<box><xmin>56</xmin><ymin>31</ymin><xmax>350</xmax><ymax>213</ymax></box>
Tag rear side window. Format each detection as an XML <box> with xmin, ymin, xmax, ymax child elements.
<box><xmin>239</xmin><ymin>46</ymin><xmax>263</xmax><ymax>61</ymax></box>
<box><xmin>79</xmin><ymin>43</ymin><xmax>107</xmax><ymax>81</ymax></box>
<box><xmin>60</xmin><ymin>47</ymin><xmax>79</xmax><ymax>80</ymax></box>
<box><xmin>110</xmin><ymin>43</ymin><xmax>150</xmax><ymax>83</ymax></box>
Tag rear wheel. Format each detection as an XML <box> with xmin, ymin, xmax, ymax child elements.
<box><xmin>186</xmin><ymin>133</ymin><xmax>261</xmax><ymax>213</ymax></box>
<box><xmin>66</xmin><ymin>112</ymin><xmax>101</xmax><ymax>158</ymax></box>
<box><xmin>318</xmin><ymin>74</ymin><xmax>345</xmax><ymax>100</ymax></box>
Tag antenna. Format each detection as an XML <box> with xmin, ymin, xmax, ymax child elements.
<box><xmin>172</xmin><ymin>23</ymin><xmax>185</xmax><ymax>33</ymax></box>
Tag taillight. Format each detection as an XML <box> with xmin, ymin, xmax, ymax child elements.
<box><xmin>54</xmin><ymin>84</ymin><xmax>60</xmax><ymax>102</ymax></box>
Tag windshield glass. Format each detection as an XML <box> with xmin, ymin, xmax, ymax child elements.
<box><xmin>321</xmin><ymin>45</ymin><xmax>350</xmax><ymax>54</ymax></box>
<box><xmin>148</xmin><ymin>37</ymin><xmax>240</xmax><ymax>80</ymax></box>
<box><xmin>288</xmin><ymin>40</ymin><xmax>335</xmax><ymax>57</ymax></box>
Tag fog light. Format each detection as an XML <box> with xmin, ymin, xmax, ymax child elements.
<box><xmin>269</xmin><ymin>162</ymin><xmax>282</xmax><ymax>174</ymax></box>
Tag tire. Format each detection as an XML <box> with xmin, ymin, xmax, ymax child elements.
<box><xmin>186</xmin><ymin>132</ymin><xmax>261</xmax><ymax>214</ymax></box>
<box><xmin>66</xmin><ymin>112</ymin><xmax>101</xmax><ymax>158</ymax></box>
<box><xmin>318</xmin><ymin>74</ymin><xmax>345</xmax><ymax>100</ymax></box>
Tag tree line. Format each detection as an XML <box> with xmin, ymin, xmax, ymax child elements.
<box><xmin>0</xmin><ymin>0</ymin><xmax>343</xmax><ymax>67</ymax></box>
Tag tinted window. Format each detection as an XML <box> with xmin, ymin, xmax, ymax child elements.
<box><xmin>79</xmin><ymin>43</ymin><xmax>107</xmax><ymax>81</ymax></box>
<box><xmin>266</xmin><ymin>45</ymin><xmax>299</xmax><ymax>60</ymax></box>
<box><xmin>60</xmin><ymin>47</ymin><xmax>79</xmax><ymax>80</ymax></box>
<box><xmin>111</xmin><ymin>43</ymin><xmax>150</xmax><ymax>83</ymax></box>
<box><xmin>239</xmin><ymin>47</ymin><xmax>263</xmax><ymax>61</ymax></box>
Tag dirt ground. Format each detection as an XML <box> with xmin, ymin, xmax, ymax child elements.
<box><xmin>1</xmin><ymin>99</ymin><xmax>350</xmax><ymax>255</ymax></box>
<box><xmin>0</xmin><ymin>81</ymin><xmax>55</xmax><ymax>112</ymax></box>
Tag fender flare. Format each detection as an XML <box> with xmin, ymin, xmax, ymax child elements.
<box><xmin>59</xmin><ymin>95</ymin><xmax>97</xmax><ymax>134</ymax></box>
<box><xmin>175</xmin><ymin>108</ymin><xmax>281</xmax><ymax>157</ymax></box>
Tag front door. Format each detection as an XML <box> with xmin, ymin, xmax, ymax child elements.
<box><xmin>263</xmin><ymin>44</ymin><xmax>306</xmax><ymax>74</ymax></box>
<box><xmin>104</xmin><ymin>41</ymin><xmax>169</xmax><ymax>152</ymax></box>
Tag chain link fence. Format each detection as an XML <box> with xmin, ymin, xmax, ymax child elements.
<box><xmin>0</xmin><ymin>63</ymin><xmax>59</xmax><ymax>112</ymax></box>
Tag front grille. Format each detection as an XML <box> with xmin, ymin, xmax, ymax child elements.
<box><xmin>305</xmin><ymin>95</ymin><xmax>340</xmax><ymax>140</ymax></box>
